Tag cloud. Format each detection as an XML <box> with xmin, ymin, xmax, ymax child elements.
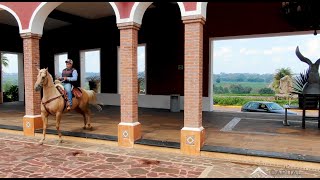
<box><xmin>239</xmin><ymin>48</ymin><xmax>259</xmax><ymax>55</ymax></box>
<box><xmin>263</xmin><ymin>46</ymin><xmax>295</xmax><ymax>55</ymax></box>
<box><xmin>214</xmin><ymin>47</ymin><xmax>232</xmax><ymax>58</ymax></box>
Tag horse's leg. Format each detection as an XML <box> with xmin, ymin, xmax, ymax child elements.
<box><xmin>55</xmin><ymin>112</ymin><xmax>63</xmax><ymax>143</ymax></box>
<box><xmin>39</xmin><ymin>112</ymin><xmax>49</xmax><ymax>145</ymax></box>
<box><xmin>84</xmin><ymin>107</ymin><xmax>92</xmax><ymax>130</ymax></box>
<box><xmin>75</xmin><ymin>108</ymin><xmax>87</xmax><ymax>129</ymax></box>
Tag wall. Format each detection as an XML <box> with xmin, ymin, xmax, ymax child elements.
<box><xmin>40</xmin><ymin>16</ymin><xmax>119</xmax><ymax>92</ymax></box>
<box><xmin>0</xmin><ymin>23</ymin><xmax>23</xmax><ymax>95</ymax></box>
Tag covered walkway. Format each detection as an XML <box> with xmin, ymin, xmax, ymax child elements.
<box><xmin>1</xmin><ymin>102</ymin><xmax>319</xmax><ymax>163</ymax></box>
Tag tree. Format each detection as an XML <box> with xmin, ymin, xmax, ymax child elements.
<box><xmin>258</xmin><ymin>87</ymin><xmax>274</xmax><ymax>94</ymax></box>
<box><xmin>271</xmin><ymin>67</ymin><xmax>293</xmax><ymax>93</ymax></box>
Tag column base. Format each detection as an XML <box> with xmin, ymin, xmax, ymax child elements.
<box><xmin>118</xmin><ymin>122</ymin><xmax>141</xmax><ymax>148</ymax></box>
<box><xmin>181</xmin><ymin>127</ymin><xmax>205</xmax><ymax>155</ymax></box>
<box><xmin>23</xmin><ymin>115</ymin><xmax>42</xmax><ymax>136</ymax></box>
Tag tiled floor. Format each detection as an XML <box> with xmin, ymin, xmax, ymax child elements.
<box><xmin>0</xmin><ymin>132</ymin><xmax>319</xmax><ymax>178</ymax></box>
<box><xmin>0</xmin><ymin>102</ymin><xmax>320</xmax><ymax>158</ymax></box>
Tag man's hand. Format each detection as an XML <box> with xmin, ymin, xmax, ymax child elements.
<box><xmin>58</xmin><ymin>77</ymin><xmax>67</xmax><ymax>81</ymax></box>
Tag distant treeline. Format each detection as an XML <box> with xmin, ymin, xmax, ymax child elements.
<box><xmin>213</xmin><ymin>73</ymin><xmax>273</xmax><ymax>83</ymax></box>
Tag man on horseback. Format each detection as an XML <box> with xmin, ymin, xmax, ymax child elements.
<box><xmin>59</xmin><ymin>59</ymin><xmax>78</xmax><ymax>111</ymax></box>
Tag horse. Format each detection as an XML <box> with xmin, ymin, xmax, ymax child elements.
<box><xmin>34</xmin><ymin>67</ymin><xmax>102</xmax><ymax>144</ymax></box>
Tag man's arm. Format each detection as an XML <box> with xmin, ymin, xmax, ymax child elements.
<box><xmin>67</xmin><ymin>70</ymin><xmax>78</xmax><ymax>81</ymax></box>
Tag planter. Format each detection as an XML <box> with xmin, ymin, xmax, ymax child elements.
<box><xmin>88</xmin><ymin>81</ymin><xmax>100</xmax><ymax>93</ymax></box>
<box><xmin>298</xmin><ymin>94</ymin><xmax>319</xmax><ymax>109</ymax></box>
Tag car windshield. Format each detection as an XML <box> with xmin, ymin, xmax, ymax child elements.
<box><xmin>267</xmin><ymin>103</ymin><xmax>283</xmax><ymax>110</ymax></box>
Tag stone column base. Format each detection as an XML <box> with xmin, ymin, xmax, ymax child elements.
<box><xmin>181</xmin><ymin>127</ymin><xmax>205</xmax><ymax>155</ymax></box>
<box><xmin>118</xmin><ymin>122</ymin><xmax>141</xmax><ymax>148</ymax></box>
<box><xmin>0</xmin><ymin>92</ymin><xmax>3</xmax><ymax>104</ymax></box>
<box><xmin>23</xmin><ymin>115</ymin><xmax>42</xmax><ymax>136</ymax></box>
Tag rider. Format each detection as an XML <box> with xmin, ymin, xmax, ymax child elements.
<box><xmin>59</xmin><ymin>59</ymin><xmax>78</xmax><ymax>111</ymax></box>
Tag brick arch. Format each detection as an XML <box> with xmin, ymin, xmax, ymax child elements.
<box><xmin>0</xmin><ymin>4</ymin><xmax>23</xmax><ymax>33</ymax></box>
<box><xmin>127</xmin><ymin>2</ymin><xmax>185</xmax><ymax>25</ymax></box>
<box><xmin>28</xmin><ymin>2</ymin><xmax>121</xmax><ymax>35</ymax></box>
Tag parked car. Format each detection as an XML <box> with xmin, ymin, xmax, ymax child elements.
<box><xmin>241</xmin><ymin>101</ymin><xmax>297</xmax><ymax>115</ymax></box>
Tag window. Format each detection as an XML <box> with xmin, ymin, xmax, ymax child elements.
<box><xmin>1</xmin><ymin>53</ymin><xmax>18</xmax><ymax>92</ymax></box>
<box><xmin>80</xmin><ymin>49</ymin><xmax>101</xmax><ymax>93</ymax></box>
<box><xmin>54</xmin><ymin>53</ymin><xmax>68</xmax><ymax>78</ymax></box>
<box><xmin>138</xmin><ymin>45</ymin><xmax>146</xmax><ymax>94</ymax></box>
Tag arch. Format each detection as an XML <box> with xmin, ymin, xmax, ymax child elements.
<box><xmin>0</xmin><ymin>4</ymin><xmax>23</xmax><ymax>33</ymax></box>
<box><xmin>197</xmin><ymin>2</ymin><xmax>208</xmax><ymax>19</ymax></box>
<box><xmin>128</xmin><ymin>2</ymin><xmax>185</xmax><ymax>25</ymax></box>
<box><xmin>28</xmin><ymin>2</ymin><xmax>121</xmax><ymax>35</ymax></box>
<box><xmin>182</xmin><ymin>2</ymin><xmax>207</xmax><ymax>19</ymax></box>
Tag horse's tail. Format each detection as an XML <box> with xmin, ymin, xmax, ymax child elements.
<box><xmin>85</xmin><ymin>89</ymin><xmax>102</xmax><ymax>111</ymax></box>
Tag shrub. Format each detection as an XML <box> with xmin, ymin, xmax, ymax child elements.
<box><xmin>229</xmin><ymin>84</ymin><xmax>252</xmax><ymax>94</ymax></box>
<box><xmin>258</xmin><ymin>87</ymin><xmax>275</xmax><ymax>94</ymax></box>
<box><xmin>3</xmin><ymin>85</ymin><xmax>19</xmax><ymax>102</ymax></box>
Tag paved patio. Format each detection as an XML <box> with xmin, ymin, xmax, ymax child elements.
<box><xmin>0</xmin><ymin>101</ymin><xmax>319</xmax><ymax>162</ymax></box>
<box><xmin>0</xmin><ymin>132</ymin><xmax>319</xmax><ymax>178</ymax></box>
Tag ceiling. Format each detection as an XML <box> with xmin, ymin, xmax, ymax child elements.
<box><xmin>0</xmin><ymin>2</ymin><xmax>116</xmax><ymax>31</ymax></box>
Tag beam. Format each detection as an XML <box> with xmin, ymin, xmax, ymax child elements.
<box><xmin>48</xmin><ymin>10</ymin><xmax>90</xmax><ymax>24</ymax></box>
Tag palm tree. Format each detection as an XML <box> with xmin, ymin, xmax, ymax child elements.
<box><xmin>1</xmin><ymin>53</ymin><xmax>9</xmax><ymax>68</ymax></box>
<box><xmin>271</xmin><ymin>67</ymin><xmax>293</xmax><ymax>93</ymax></box>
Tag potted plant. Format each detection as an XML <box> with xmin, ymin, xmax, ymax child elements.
<box><xmin>86</xmin><ymin>76</ymin><xmax>100</xmax><ymax>93</ymax></box>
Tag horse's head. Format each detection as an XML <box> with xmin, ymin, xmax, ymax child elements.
<box><xmin>34</xmin><ymin>67</ymin><xmax>49</xmax><ymax>91</ymax></box>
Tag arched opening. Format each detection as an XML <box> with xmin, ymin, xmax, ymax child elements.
<box><xmin>0</xmin><ymin>6</ymin><xmax>24</xmax><ymax>129</ymax></box>
<box><xmin>31</xmin><ymin>2</ymin><xmax>121</xmax><ymax>139</ymax></box>
<box><xmin>134</xmin><ymin>2</ymin><xmax>185</xmax><ymax>144</ymax></box>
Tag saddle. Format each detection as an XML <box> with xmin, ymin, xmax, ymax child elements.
<box><xmin>54</xmin><ymin>81</ymin><xmax>82</xmax><ymax>109</ymax></box>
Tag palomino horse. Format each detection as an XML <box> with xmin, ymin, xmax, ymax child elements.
<box><xmin>34</xmin><ymin>68</ymin><xmax>101</xmax><ymax>144</ymax></box>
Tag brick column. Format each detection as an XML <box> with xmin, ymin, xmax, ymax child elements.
<box><xmin>181</xmin><ymin>16</ymin><xmax>206</xmax><ymax>155</ymax></box>
<box><xmin>20</xmin><ymin>33</ymin><xmax>43</xmax><ymax>136</ymax></box>
<box><xmin>117</xmin><ymin>22</ymin><xmax>141</xmax><ymax>147</ymax></box>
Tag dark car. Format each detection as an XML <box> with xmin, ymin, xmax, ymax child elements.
<box><xmin>241</xmin><ymin>101</ymin><xmax>297</xmax><ymax>115</ymax></box>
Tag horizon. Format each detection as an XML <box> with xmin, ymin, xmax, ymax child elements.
<box><xmin>212</xmin><ymin>33</ymin><xmax>319</xmax><ymax>75</ymax></box>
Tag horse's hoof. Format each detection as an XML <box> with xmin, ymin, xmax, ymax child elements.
<box><xmin>59</xmin><ymin>139</ymin><xmax>63</xmax><ymax>143</ymax></box>
<box><xmin>83</xmin><ymin>126</ymin><xmax>86</xmax><ymax>130</ymax></box>
<box><xmin>38</xmin><ymin>140</ymin><xmax>44</xmax><ymax>145</ymax></box>
<box><xmin>88</xmin><ymin>126</ymin><xmax>93</xmax><ymax>131</ymax></box>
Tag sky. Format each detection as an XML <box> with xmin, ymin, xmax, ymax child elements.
<box><xmin>213</xmin><ymin>33</ymin><xmax>320</xmax><ymax>75</ymax></box>
<box><xmin>1</xmin><ymin>53</ymin><xmax>18</xmax><ymax>73</ymax></box>
<box><xmin>3</xmin><ymin>34</ymin><xmax>320</xmax><ymax>75</ymax></box>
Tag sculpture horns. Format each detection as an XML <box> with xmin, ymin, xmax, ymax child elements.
<box><xmin>295</xmin><ymin>46</ymin><xmax>312</xmax><ymax>65</ymax></box>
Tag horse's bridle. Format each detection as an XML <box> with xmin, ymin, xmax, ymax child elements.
<box><xmin>38</xmin><ymin>71</ymin><xmax>64</xmax><ymax>115</ymax></box>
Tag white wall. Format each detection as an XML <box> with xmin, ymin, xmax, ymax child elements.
<box><xmin>96</xmin><ymin>93</ymin><xmax>212</xmax><ymax>111</ymax></box>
